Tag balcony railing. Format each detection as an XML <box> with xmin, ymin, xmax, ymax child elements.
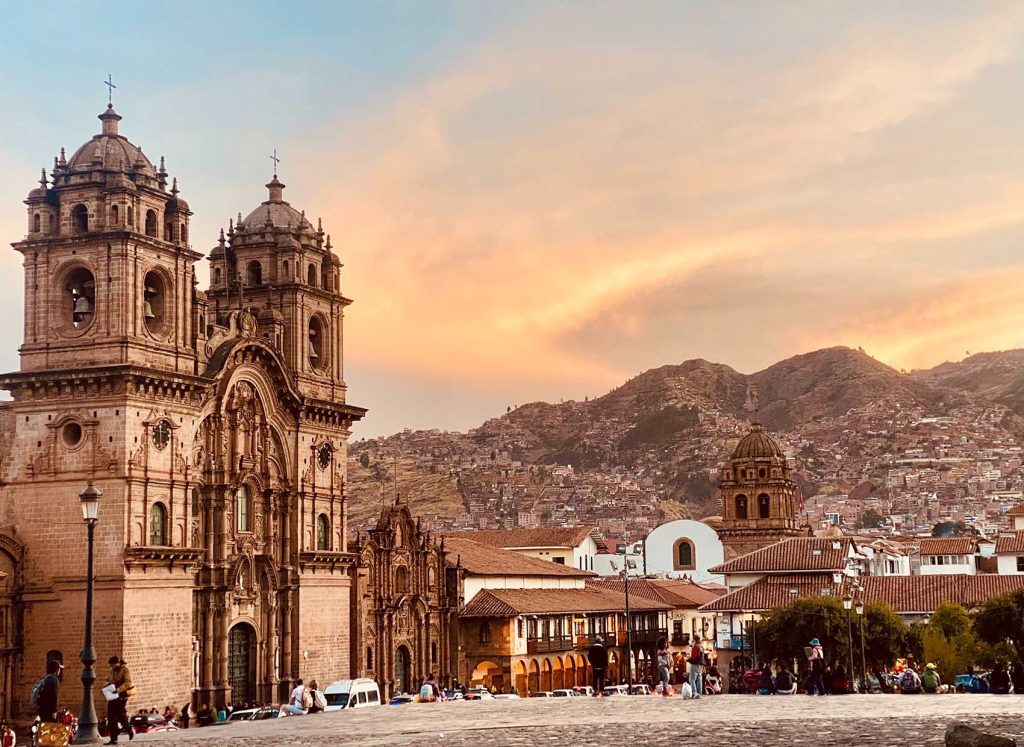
<box><xmin>617</xmin><ymin>628</ymin><xmax>668</xmax><ymax>646</ymax></box>
<box><xmin>527</xmin><ymin>635</ymin><xmax>574</xmax><ymax>654</ymax></box>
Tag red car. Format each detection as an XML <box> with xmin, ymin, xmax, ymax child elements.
<box><xmin>128</xmin><ymin>714</ymin><xmax>179</xmax><ymax>734</ymax></box>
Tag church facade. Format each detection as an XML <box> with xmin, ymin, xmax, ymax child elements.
<box><xmin>0</xmin><ymin>103</ymin><xmax>364</xmax><ymax>716</ymax></box>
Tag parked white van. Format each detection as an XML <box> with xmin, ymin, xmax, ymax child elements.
<box><xmin>323</xmin><ymin>679</ymin><xmax>382</xmax><ymax>710</ymax></box>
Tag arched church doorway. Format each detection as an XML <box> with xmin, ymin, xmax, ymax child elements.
<box><xmin>228</xmin><ymin>623</ymin><xmax>257</xmax><ymax>707</ymax></box>
<box><xmin>395</xmin><ymin>645</ymin><xmax>411</xmax><ymax>694</ymax></box>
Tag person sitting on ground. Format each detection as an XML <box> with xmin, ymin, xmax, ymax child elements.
<box><xmin>990</xmin><ymin>662</ymin><xmax>1011</xmax><ymax>694</ymax></box>
<box><xmin>1011</xmin><ymin>662</ymin><xmax>1024</xmax><ymax>694</ymax></box>
<box><xmin>758</xmin><ymin>663</ymin><xmax>776</xmax><ymax>695</ymax></box>
<box><xmin>832</xmin><ymin>664</ymin><xmax>849</xmax><ymax>694</ymax></box>
<box><xmin>921</xmin><ymin>663</ymin><xmax>945</xmax><ymax>694</ymax></box>
<box><xmin>196</xmin><ymin>703</ymin><xmax>214</xmax><ymax>728</ymax></box>
<box><xmin>283</xmin><ymin>679</ymin><xmax>309</xmax><ymax>715</ymax></box>
<box><xmin>899</xmin><ymin>665</ymin><xmax>922</xmax><ymax>694</ymax></box>
<box><xmin>307</xmin><ymin>680</ymin><xmax>327</xmax><ymax>713</ymax></box>
<box><xmin>775</xmin><ymin>665</ymin><xmax>796</xmax><ymax>695</ymax></box>
<box><xmin>162</xmin><ymin>705</ymin><xmax>175</xmax><ymax>722</ymax></box>
<box><xmin>419</xmin><ymin>673</ymin><xmax>442</xmax><ymax>702</ymax></box>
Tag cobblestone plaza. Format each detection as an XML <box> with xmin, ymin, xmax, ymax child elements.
<box><xmin>138</xmin><ymin>695</ymin><xmax>1024</xmax><ymax>746</ymax></box>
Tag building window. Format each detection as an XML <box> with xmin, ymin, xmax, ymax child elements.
<box><xmin>316</xmin><ymin>513</ymin><xmax>329</xmax><ymax>550</ymax></box>
<box><xmin>143</xmin><ymin>270</ymin><xmax>167</xmax><ymax>335</ymax></box>
<box><xmin>673</xmin><ymin>538</ymin><xmax>696</xmax><ymax>571</ymax></box>
<box><xmin>127</xmin><ymin>206</ymin><xmax>134</xmax><ymax>228</ymax></box>
<box><xmin>181</xmin><ymin>223</ymin><xmax>187</xmax><ymax>244</ymax></box>
<box><xmin>307</xmin><ymin>263</ymin><xmax>318</xmax><ymax>287</ymax></box>
<box><xmin>72</xmin><ymin>204</ymin><xmax>89</xmax><ymax>233</ymax></box>
<box><xmin>110</xmin><ymin>204</ymin><xmax>119</xmax><ymax>226</ymax></box>
<box><xmin>758</xmin><ymin>493</ymin><xmax>771</xmax><ymax>519</ymax></box>
<box><xmin>479</xmin><ymin>622</ymin><xmax>491</xmax><ymax>644</ymax></box>
<box><xmin>33</xmin><ymin>213</ymin><xmax>41</xmax><ymax>233</ymax></box>
<box><xmin>1016</xmin><ymin>557</ymin><xmax>1024</xmax><ymax>573</ymax></box>
<box><xmin>366</xmin><ymin>647</ymin><xmax>373</xmax><ymax>669</ymax></box>
<box><xmin>758</xmin><ymin>467</ymin><xmax>767</xmax><ymax>479</ymax></box>
<box><xmin>517</xmin><ymin>619</ymin><xmax>524</xmax><ymax>638</ymax></box>
<box><xmin>552</xmin><ymin>557</ymin><xmax>565</xmax><ymax>565</ymax></box>
<box><xmin>236</xmin><ymin>485</ymin><xmax>251</xmax><ymax>532</ymax></box>
<box><xmin>149</xmin><ymin>502</ymin><xmax>167</xmax><ymax>546</ymax></box>
<box><xmin>247</xmin><ymin>260</ymin><xmax>262</xmax><ymax>286</ymax></box>
<box><xmin>431</xmin><ymin>642</ymin><xmax>438</xmax><ymax>663</ymax></box>
<box><xmin>395</xmin><ymin>565</ymin><xmax>409</xmax><ymax>594</ymax></box>
<box><xmin>308</xmin><ymin>316</ymin><xmax>325</xmax><ymax>369</ymax></box>
<box><xmin>735</xmin><ymin>494</ymin><xmax>748</xmax><ymax>520</ymax></box>
<box><xmin>145</xmin><ymin>209</ymin><xmax>157</xmax><ymax>237</ymax></box>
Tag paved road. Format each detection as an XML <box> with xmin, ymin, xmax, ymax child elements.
<box><xmin>137</xmin><ymin>694</ymin><xmax>1024</xmax><ymax>746</ymax></box>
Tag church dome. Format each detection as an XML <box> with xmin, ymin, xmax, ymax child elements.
<box><xmin>239</xmin><ymin>176</ymin><xmax>314</xmax><ymax>233</ymax></box>
<box><xmin>732</xmin><ymin>423</ymin><xmax>784</xmax><ymax>460</ymax></box>
<box><xmin>64</xmin><ymin>105</ymin><xmax>157</xmax><ymax>177</ymax></box>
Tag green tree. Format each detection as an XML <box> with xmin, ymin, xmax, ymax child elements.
<box><xmin>750</xmin><ymin>597</ymin><xmax>913</xmax><ymax>689</ymax></box>
<box><xmin>973</xmin><ymin>590</ymin><xmax>1024</xmax><ymax>666</ymax></box>
<box><xmin>922</xmin><ymin>602</ymin><xmax>978</xmax><ymax>682</ymax></box>
<box><xmin>857</xmin><ymin>508</ymin><xmax>885</xmax><ymax>529</ymax></box>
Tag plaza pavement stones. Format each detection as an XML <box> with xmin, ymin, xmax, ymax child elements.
<box><xmin>135</xmin><ymin>695</ymin><xmax>1024</xmax><ymax>746</ymax></box>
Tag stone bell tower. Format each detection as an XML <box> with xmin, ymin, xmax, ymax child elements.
<box><xmin>717</xmin><ymin>423</ymin><xmax>809</xmax><ymax>558</ymax></box>
<box><xmin>17</xmin><ymin>103</ymin><xmax>202</xmax><ymax>375</ymax></box>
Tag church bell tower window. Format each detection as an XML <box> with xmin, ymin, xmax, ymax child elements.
<box><xmin>308</xmin><ymin>316</ymin><xmax>325</xmax><ymax>369</ymax></box>
<box><xmin>316</xmin><ymin>514</ymin><xmax>329</xmax><ymax>550</ymax></box>
<box><xmin>144</xmin><ymin>209</ymin><xmax>157</xmax><ymax>237</ymax></box>
<box><xmin>236</xmin><ymin>485</ymin><xmax>252</xmax><ymax>533</ymax></box>
<box><xmin>64</xmin><ymin>267</ymin><xmax>96</xmax><ymax>329</ymax></box>
<box><xmin>71</xmin><ymin>204</ymin><xmax>89</xmax><ymax>234</ymax></box>
<box><xmin>143</xmin><ymin>271</ymin><xmax>168</xmax><ymax>336</ymax></box>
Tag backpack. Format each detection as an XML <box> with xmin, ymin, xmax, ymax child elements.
<box><xmin>29</xmin><ymin>676</ymin><xmax>46</xmax><ymax>707</ymax></box>
<box><xmin>419</xmin><ymin>683</ymin><xmax>435</xmax><ymax>701</ymax></box>
<box><xmin>900</xmin><ymin>670</ymin><xmax>919</xmax><ymax>693</ymax></box>
<box><xmin>921</xmin><ymin>669</ymin><xmax>938</xmax><ymax>692</ymax></box>
<box><xmin>301</xmin><ymin>689</ymin><xmax>313</xmax><ymax>710</ymax></box>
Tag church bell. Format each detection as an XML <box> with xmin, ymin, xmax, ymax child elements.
<box><xmin>72</xmin><ymin>294</ymin><xmax>92</xmax><ymax>324</ymax></box>
<box><xmin>143</xmin><ymin>299</ymin><xmax>156</xmax><ymax>320</ymax></box>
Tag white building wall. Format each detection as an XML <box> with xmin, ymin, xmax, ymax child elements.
<box><xmin>642</xmin><ymin>520</ymin><xmax>725</xmax><ymax>583</ymax></box>
<box><xmin>997</xmin><ymin>555</ymin><xmax>1024</xmax><ymax>575</ymax></box>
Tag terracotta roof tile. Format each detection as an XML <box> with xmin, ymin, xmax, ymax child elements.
<box><xmin>451</xmin><ymin>527</ymin><xmax>596</xmax><ymax>550</ymax></box>
<box><xmin>708</xmin><ymin>538</ymin><xmax>856</xmax><ymax>574</ymax></box>
<box><xmin>700</xmin><ymin>573</ymin><xmax>1024</xmax><ymax>614</ymax></box>
<box><xmin>586</xmin><ymin>577</ymin><xmax>724</xmax><ymax>608</ymax></box>
<box><xmin>1005</xmin><ymin>505</ymin><xmax>1024</xmax><ymax>517</ymax></box>
<box><xmin>460</xmin><ymin>587</ymin><xmax>672</xmax><ymax>618</ymax></box>
<box><xmin>918</xmin><ymin>537</ymin><xmax>978</xmax><ymax>556</ymax></box>
<box><xmin>996</xmin><ymin>532</ymin><xmax>1024</xmax><ymax>554</ymax></box>
<box><xmin>443</xmin><ymin>536</ymin><xmax>594</xmax><ymax>578</ymax></box>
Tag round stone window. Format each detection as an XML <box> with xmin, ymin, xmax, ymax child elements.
<box><xmin>62</xmin><ymin>421</ymin><xmax>83</xmax><ymax>448</ymax></box>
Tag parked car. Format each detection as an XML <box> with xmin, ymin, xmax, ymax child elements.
<box><xmin>530</xmin><ymin>691</ymin><xmax>554</xmax><ymax>698</ymax></box>
<box><xmin>464</xmin><ymin>689</ymin><xmax>495</xmax><ymax>701</ymax></box>
<box><xmin>630</xmin><ymin>684</ymin><xmax>651</xmax><ymax>696</ymax></box>
<box><xmin>324</xmin><ymin>678</ymin><xmax>383</xmax><ymax>710</ymax></box>
<box><xmin>602</xmin><ymin>685</ymin><xmax>629</xmax><ymax>696</ymax></box>
<box><xmin>389</xmin><ymin>694</ymin><xmax>416</xmax><ymax>706</ymax></box>
<box><xmin>493</xmin><ymin>693</ymin><xmax>520</xmax><ymax>700</ymax></box>
<box><xmin>955</xmin><ymin>673</ymin><xmax>991</xmax><ymax>693</ymax></box>
<box><xmin>250</xmin><ymin>707</ymin><xmax>286</xmax><ymax>720</ymax></box>
<box><xmin>572</xmin><ymin>686</ymin><xmax>595</xmax><ymax>697</ymax></box>
<box><xmin>128</xmin><ymin>714</ymin><xmax>179</xmax><ymax>734</ymax></box>
<box><xmin>551</xmin><ymin>689</ymin><xmax>578</xmax><ymax>697</ymax></box>
<box><xmin>226</xmin><ymin>708</ymin><xmax>259</xmax><ymax>721</ymax></box>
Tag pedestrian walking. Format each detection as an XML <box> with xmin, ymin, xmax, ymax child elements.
<box><xmin>589</xmin><ymin>637</ymin><xmax>609</xmax><ymax>694</ymax></box>
<box><xmin>687</xmin><ymin>636</ymin><xmax>704</xmax><ymax>699</ymax></box>
<box><xmin>32</xmin><ymin>659</ymin><xmax>63</xmax><ymax>723</ymax></box>
<box><xmin>806</xmin><ymin>638</ymin><xmax>826</xmax><ymax>696</ymax></box>
<box><xmin>656</xmin><ymin>638</ymin><xmax>672</xmax><ymax>696</ymax></box>
<box><xmin>103</xmin><ymin>656</ymin><xmax>134</xmax><ymax>745</ymax></box>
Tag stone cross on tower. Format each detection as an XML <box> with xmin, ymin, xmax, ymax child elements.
<box><xmin>269</xmin><ymin>148</ymin><xmax>280</xmax><ymax>177</ymax></box>
<box><xmin>104</xmin><ymin>74</ymin><xmax>116</xmax><ymax>104</ymax></box>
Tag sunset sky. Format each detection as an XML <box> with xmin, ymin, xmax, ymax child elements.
<box><xmin>1</xmin><ymin>2</ymin><xmax>1022</xmax><ymax>436</ymax></box>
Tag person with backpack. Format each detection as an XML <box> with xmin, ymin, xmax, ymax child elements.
<box><xmin>307</xmin><ymin>680</ymin><xmax>328</xmax><ymax>712</ymax></box>
<box><xmin>990</xmin><ymin>662</ymin><xmax>1011</xmax><ymax>694</ymax></box>
<box><xmin>806</xmin><ymin>638</ymin><xmax>826</xmax><ymax>696</ymax></box>
<box><xmin>921</xmin><ymin>663</ymin><xmax>944</xmax><ymax>694</ymax></box>
<box><xmin>32</xmin><ymin>659</ymin><xmax>63</xmax><ymax>724</ymax></box>
<box><xmin>103</xmin><ymin>656</ymin><xmax>134</xmax><ymax>744</ymax></box>
<box><xmin>418</xmin><ymin>673</ymin><xmax>441</xmax><ymax>703</ymax></box>
<box><xmin>688</xmin><ymin>636</ymin><xmax>704</xmax><ymax>699</ymax></box>
<box><xmin>899</xmin><ymin>664</ymin><xmax>922</xmax><ymax>694</ymax></box>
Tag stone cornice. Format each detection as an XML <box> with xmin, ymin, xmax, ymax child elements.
<box><xmin>124</xmin><ymin>545</ymin><xmax>206</xmax><ymax>571</ymax></box>
<box><xmin>0</xmin><ymin>365</ymin><xmax>213</xmax><ymax>402</ymax></box>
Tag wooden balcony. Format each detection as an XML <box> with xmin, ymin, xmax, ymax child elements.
<box><xmin>526</xmin><ymin>635</ymin><xmax>574</xmax><ymax>654</ymax></box>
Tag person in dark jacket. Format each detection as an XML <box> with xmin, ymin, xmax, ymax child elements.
<box><xmin>990</xmin><ymin>662</ymin><xmax>1011</xmax><ymax>694</ymax></box>
<box><xmin>36</xmin><ymin>659</ymin><xmax>63</xmax><ymax>722</ymax></box>
<box><xmin>1010</xmin><ymin>662</ymin><xmax>1024</xmax><ymax>694</ymax></box>
<box><xmin>776</xmin><ymin>666</ymin><xmax>796</xmax><ymax>694</ymax></box>
<box><xmin>758</xmin><ymin>663</ymin><xmax>776</xmax><ymax>695</ymax></box>
<box><xmin>589</xmin><ymin>637</ymin><xmax>609</xmax><ymax>693</ymax></box>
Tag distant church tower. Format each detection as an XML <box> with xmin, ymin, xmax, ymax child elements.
<box><xmin>716</xmin><ymin>423</ymin><xmax>809</xmax><ymax>558</ymax></box>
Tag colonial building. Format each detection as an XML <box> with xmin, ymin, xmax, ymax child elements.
<box><xmin>716</xmin><ymin>423</ymin><xmax>809</xmax><ymax>558</ymax></box>
<box><xmin>350</xmin><ymin>498</ymin><xmax>455</xmax><ymax>697</ymax></box>
<box><xmin>0</xmin><ymin>102</ymin><xmax>364</xmax><ymax>717</ymax></box>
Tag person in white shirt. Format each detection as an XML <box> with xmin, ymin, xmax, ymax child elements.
<box><xmin>283</xmin><ymin>679</ymin><xmax>308</xmax><ymax>716</ymax></box>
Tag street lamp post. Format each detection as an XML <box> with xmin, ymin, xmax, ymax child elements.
<box><xmin>73</xmin><ymin>483</ymin><xmax>102</xmax><ymax>745</ymax></box>
<box><xmin>855</xmin><ymin>599</ymin><xmax>867</xmax><ymax>694</ymax></box>
<box><xmin>621</xmin><ymin>557</ymin><xmax>634</xmax><ymax>686</ymax></box>
<box><xmin>842</xmin><ymin>594</ymin><xmax>855</xmax><ymax>694</ymax></box>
